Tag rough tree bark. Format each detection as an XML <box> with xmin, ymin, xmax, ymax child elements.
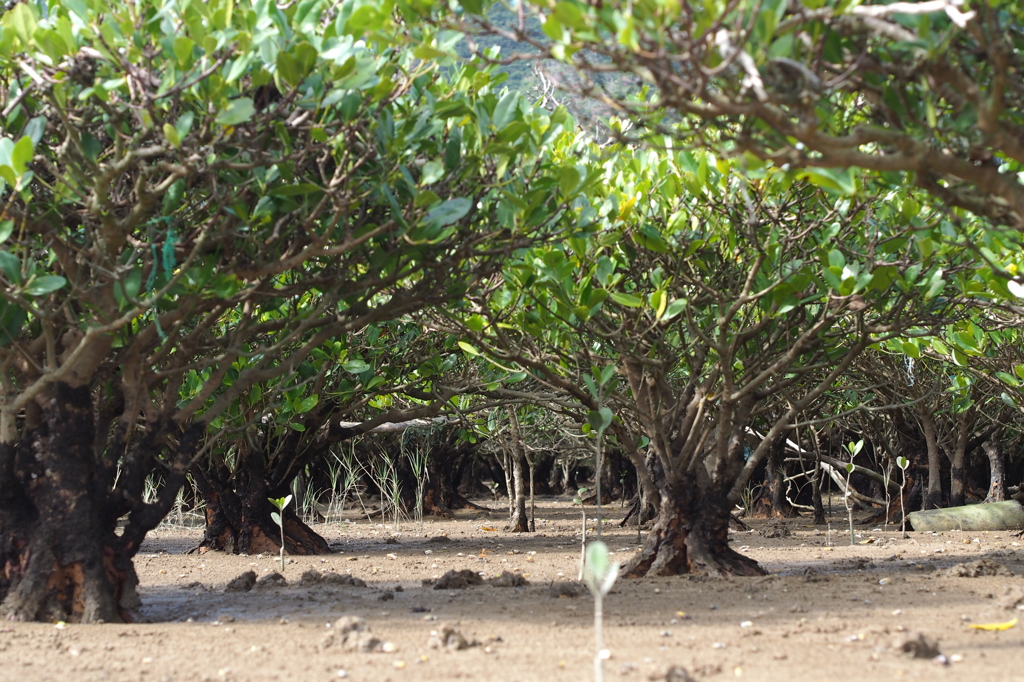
<box><xmin>419</xmin><ymin>438</ymin><xmax>487</xmax><ymax>517</ymax></box>
<box><xmin>621</xmin><ymin>476</ymin><xmax>763</xmax><ymax>578</ymax></box>
<box><xmin>621</xmin><ymin>452</ymin><xmax>660</xmax><ymax>529</ymax></box>
<box><xmin>503</xmin><ymin>408</ymin><xmax>530</xmax><ymax>533</ymax></box>
<box><xmin>750</xmin><ymin>438</ymin><xmax>797</xmax><ymax>518</ymax></box>
<box><xmin>983</xmin><ymin>440</ymin><xmax>1006</xmax><ymax>503</ymax></box>
<box><xmin>948</xmin><ymin>412</ymin><xmax>970</xmax><ymax>508</ymax></box>
<box><xmin>918</xmin><ymin>404</ymin><xmax>943</xmax><ymax>511</ymax></box>
<box><xmin>0</xmin><ymin>382</ymin><xmax>192</xmax><ymax>623</ymax></box>
<box><xmin>192</xmin><ymin>445</ymin><xmax>330</xmax><ymax>555</ymax></box>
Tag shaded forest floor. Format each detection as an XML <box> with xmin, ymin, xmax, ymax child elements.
<box><xmin>2</xmin><ymin>498</ymin><xmax>1023</xmax><ymax>682</ymax></box>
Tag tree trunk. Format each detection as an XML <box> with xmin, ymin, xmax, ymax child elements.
<box><xmin>983</xmin><ymin>440</ymin><xmax>1006</xmax><ymax>503</ymax></box>
<box><xmin>527</xmin><ymin>453</ymin><xmax>536</xmax><ymax>532</ymax></box>
<box><xmin>621</xmin><ymin>478</ymin><xmax>763</xmax><ymax>578</ymax></box>
<box><xmin>807</xmin><ymin>428</ymin><xmax>826</xmax><ymax>524</ymax></box>
<box><xmin>750</xmin><ymin>438</ymin><xmax>797</xmax><ymax>518</ymax></box>
<box><xmin>502</xmin><ymin>408</ymin><xmax>530</xmax><ymax>533</ymax></box>
<box><xmin>504</xmin><ymin>444</ymin><xmax>530</xmax><ymax>533</ymax></box>
<box><xmin>621</xmin><ymin>451</ymin><xmax>660</xmax><ymax>528</ymax></box>
<box><xmin>419</xmin><ymin>439</ymin><xmax>487</xmax><ymax>517</ymax></box>
<box><xmin>0</xmin><ymin>384</ymin><xmax>138</xmax><ymax>623</ymax></box>
<box><xmin>949</xmin><ymin>413</ymin><xmax>969</xmax><ymax>508</ymax></box>
<box><xmin>192</xmin><ymin>463</ymin><xmax>330</xmax><ymax>555</ymax></box>
<box><xmin>918</xmin><ymin>406</ymin><xmax>943</xmax><ymax>511</ymax></box>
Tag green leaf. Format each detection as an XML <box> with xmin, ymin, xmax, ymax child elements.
<box><xmin>269</xmin><ymin>494</ymin><xmax>293</xmax><ymax>510</ymax></box>
<box><xmin>559</xmin><ymin>166</ymin><xmax>580</xmax><ymax>196</ymax></box>
<box><xmin>609</xmin><ymin>292</ymin><xmax>643</xmax><ymax>307</ymax></box>
<box><xmin>492</xmin><ymin>90</ymin><xmax>519</xmax><ymax>131</ymax></box>
<box><xmin>585</xmin><ymin>540</ymin><xmax>610</xmax><ymax>580</ymax></box>
<box><xmin>80</xmin><ymin>133</ymin><xmax>102</xmax><ymax>163</ymax></box>
<box><xmin>25</xmin><ymin>275</ymin><xmax>67</xmax><ymax>296</ymax></box>
<box><xmin>2</xmin><ymin>3</ymin><xmax>37</xmax><ymax>46</ymax></box>
<box><xmin>0</xmin><ymin>300</ymin><xmax>25</xmax><ymax>345</ymax></box>
<box><xmin>175</xmin><ymin>112</ymin><xmax>195</xmax><ymax>141</ymax></box>
<box><xmin>11</xmin><ymin>136</ymin><xmax>34</xmax><ymax>176</ymax></box>
<box><xmin>173</xmin><ymin>36</ymin><xmax>195</xmax><ymax>66</ymax></box>
<box><xmin>800</xmin><ymin>167</ymin><xmax>856</xmax><ymax>195</ymax></box>
<box><xmin>901</xmin><ymin>341</ymin><xmax>920</xmax><ymax>359</ymax></box>
<box><xmin>0</xmin><ymin>221</ymin><xmax>13</xmax><ymax>245</ymax></box>
<box><xmin>269</xmin><ymin>183</ymin><xmax>322</xmax><ymax>196</ymax></box>
<box><xmin>553</xmin><ymin>2</ymin><xmax>585</xmax><ymax>29</ymax></box>
<box><xmin>163</xmin><ymin>123</ymin><xmax>181</xmax><ymax>148</ymax></box>
<box><xmin>226</xmin><ymin>53</ymin><xmax>254</xmax><ymax>83</ymax></box>
<box><xmin>289</xmin><ymin>422</ymin><xmax>306</xmax><ymax>431</ymax></box>
<box><xmin>444</xmin><ymin>130</ymin><xmax>462</xmax><ymax>171</ymax></box>
<box><xmin>587</xmin><ymin>407</ymin><xmax>614</xmax><ymax>433</ymax></box>
<box><xmin>22</xmin><ymin>117</ymin><xmax>46</xmax><ymax>146</ymax></box>
<box><xmin>0</xmin><ymin>252</ymin><xmax>20</xmax><ymax>284</ymax></box>
<box><xmin>995</xmin><ymin>372</ymin><xmax>1019</xmax><ymax>387</ymax></box>
<box><xmin>271</xmin><ymin>511</ymin><xmax>282</xmax><ymax>526</ymax></box>
<box><xmin>276</xmin><ymin>51</ymin><xmax>304</xmax><ymax>87</ymax></box>
<box><xmin>215</xmin><ymin>98</ymin><xmax>256</xmax><ymax>126</ymax></box>
<box><xmin>420</xmin><ymin>160</ymin><xmax>445</xmax><ymax>186</ymax></box>
<box><xmin>413</xmin><ymin>45</ymin><xmax>450</xmax><ymax>60</ymax></box>
<box><xmin>457</xmin><ymin>340</ymin><xmax>480</xmax><ymax>356</ymax></box>
<box><xmin>583</xmin><ymin>540</ymin><xmax>619</xmax><ymax>596</ymax></box>
<box><xmin>425</xmin><ymin>198</ymin><xmax>472</xmax><ymax>226</ymax></box>
<box><xmin>296</xmin><ymin>395</ymin><xmax>319</xmax><ymax>413</ymax></box>
<box><xmin>342</xmin><ymin>359</ymin><xmax>371</xmax><ymax>374</ymax></box>
<box><xmin>662</xmin><ymin>298</ymin><xmax>688</xmax><ymax>321</ymax></box>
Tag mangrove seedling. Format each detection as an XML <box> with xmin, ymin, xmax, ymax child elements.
<box><xmin>583</xmin><ymin>540</ymin><xmax>619</xmax><ymax>682</ymax></box>
<box><xmin>896</xmin><ymin>456</ymin><xmax>910</xmax><ymax>538</ymax></box>
<box><xmin>574</xmin><ymin>487</ymin><xmax>589</xmax><ymax>580</ymax></box>
<box><xmin>269</xmin><ymin>494</ymin><xmax>293</xmax><ymax>572</ymax></box>
<box><xmin>844</xmin><ymin>440</ymin><xmax>863</xmax><ymax>545</ymax></box>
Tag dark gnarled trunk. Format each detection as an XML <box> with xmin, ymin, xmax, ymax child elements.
<box><xmin>418</xmin><ymin>439</ymin><xmax>486</xmax><ymax>518</ymax></box>
<box><xmin>749</xmin><ymin>439</ymin><xmax>797</xmax><ymax>519</ymax></box>
<box><xmin>0</xmin><ymin>384</ymin><xmax>146</xmax><ymax>623</ymax></box>
<box><xmin>192</xmin><ymin>453</ymin><xmax>330</xmax><ymax>556</ymax></box>
<box><xmin>621</xmin><ymin>478</ymin><xmax>763</xmax><ymax>578</ymax></box>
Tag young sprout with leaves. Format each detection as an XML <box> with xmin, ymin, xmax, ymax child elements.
<box><xmin>844</xmin><ymin>441</ymin><xmax>864</xmax><ymax>545</ymax></box>
<box><xmin>897</xmin><ymin>456</ymin><xmax>911</xmax><ymax>538</ymax></box>
<box><xmin>269</xmin><ymin>495</ymin><xmax>293</xmax><ymax>573</ymax></box>
<box><xmin>583</xmin><ymin>541</ymin><xmax>620</xmax><ymax>682</ymax></box>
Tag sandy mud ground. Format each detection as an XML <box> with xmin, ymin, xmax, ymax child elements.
<box><xmin>2</xmin><ymin>498</ymin><xmax>1023</xmax><ymax>682</ymax></box>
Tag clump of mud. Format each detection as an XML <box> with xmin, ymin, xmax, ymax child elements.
<box><xmin>892</xmin><ymin>632</ymin><xmax>943</xmax><ymax>660</ymax></box>
<box><xmin>428</xmin><ymin>569</ymin><xmax>484</xmax><ymax>589</ymax></box>
<box><xmin>759</xmin><ymin>519</ymin><xmax>791</xmax><ymax>538</ymax></box>
<box><xmin>225</xmin><ymin>571</ymin><xmax>257</xmax><ymax>592</ymax></box>
<box><xmin>319</xmin><ymin>615</ymin><xmax>394</xmax><ymax>653</ymax></box>
<box><xmin>548</xmin><ymin>582</ymin><xmax>583</xmax><ymax>598</ymax></box>
<box><xmin>944</xmin><ymin>559</ymin><xmax>1014</xmax><ymax>578</ymax></box>
<box><xmin>299</xmin><ymin>569</ymin><xmax>366</xmax><ymax>587</ymax></box>
<box><xmin>428</xmin><ymin>623</ymin><xmax>479</xmax><ymax>651</ymax></box>
<box><xmin>490</xmin><ymin>571</ymin><xmax>530</xmax><ymax>588</ymax></box>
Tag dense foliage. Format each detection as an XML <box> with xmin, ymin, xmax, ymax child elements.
<box><xmin>1</xmin><ymin>0</ymin><xmax>1023</xmax><ymax>622</ymax></box>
